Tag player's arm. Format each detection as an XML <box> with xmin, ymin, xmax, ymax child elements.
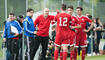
<box><xmin>16</xmin><ymin>21</ymin><xmax>23</xmax><ymax>34</ymax></box>
<box><xmin>94</xmin><ymin>20</ymin><xmax>103</xmax><ymax>31</ymax></box>
<box><xmin>83</xmin><ymin>18</ymin><xmax>94</xmax><ymax>32</ymax></box>
<box><xmin>70</xmin><ymin>17</ymin><xmax>81</xmax><ymax>29</ymax></box>
<box><xmin>71</xmin><ymin>25</ymin><xmax>81</xmax><ymax>29</ymax></box>
<box><xmin>51</xmin><ymin>15</ymin><xmax>57</xmax><ymax>24</ymax></box>
<box><xmin>3</xmin><ymin>21</ymin><xmax>8</xmax><ymax>42</ymax></box>
<box><xmin>24</xmin><ymin>20</ymin><xmax>35</xmax><ymax>34</ymax></box>
<box><xmin>3</xmin><ymin>22</ymin><xmax>7</xmax><ymax>38</ymax></box>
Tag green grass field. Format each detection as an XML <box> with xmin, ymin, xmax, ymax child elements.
<box><xmin>0</xmin><ymin>33</ymin><xmax>3</xmax><ymax>57</ymax></box>
<box><xmin>58</xmin><ymin>55</ymin><xmax>105</xmax><ymax>60</ymax></box>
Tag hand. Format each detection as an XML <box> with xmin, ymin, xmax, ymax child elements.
<box><xmin>15</xmin><ymin>33</ymin><xmax>19</xmax><ymax>36</ymax></box>
<box><xmin>36</xmin><ymin>27</ymin><xmax>39</xmax><ymax>31</ymax></box>
<box><xmin>70</xmin><ymin>26</ymin><xmax>75</xmax><ymax>29</ymax></box>
<box><xmin>83</xmin><ymin>29</ymin><xmax>89</xmax><ymax>32</ymax></box>
<box><xmin>56</xmin><ymin>10</ymin><xmax>60</xmax><ymax>14</ymax></box>
<box><xmin>1</xmin><ymin>33</ymin><xmax>3</xmax><ymax>37</ymax></box>
<box><xmin>93</xmin><ymin>28</ymin><xmax>97</xmax><ymax>32</ymax></box>
<box><xmin>3</xmin><ymin>38</ymin><xmax>6</xmax><ymax>42</ymax></box>
<box><xmin>34</xmin><ymin>31</ymin><xmax>37</xmax><ymax>34</ymax></box>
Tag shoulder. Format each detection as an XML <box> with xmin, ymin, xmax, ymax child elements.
<box><xmin>64</xmin><ymin>13</ymin><xmax>71</xmax><ymax>17</ymax></box>
<box><xmin>37</xmin><ymin>14</ymin><xmax>43</xmax><ymax>18</ymax></box>
<box><xmin>49</xmin><ymin>15</ymin><xmax>54</xmax><ymax>17</ymax></box>
<box><xmin>49</xmin><ymin>15</ymin><xmax>55</xmax><ymax>18</ymax></box>
<box><xmin>82</xmin><ymin>16</ymin><xmax>88</xmax><ymax>19</ymax></box>
<box><xmin>24</xmin><ymin>17</ymin><xmax>29</xmax><ymax>22</ymax></box>
<box><xmin>14</xmin><ymin>20</ymin><xmax>18</xmax><ymax>23</ymax></box>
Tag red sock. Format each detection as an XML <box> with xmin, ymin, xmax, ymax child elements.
<box><xmin>82</xmin><ymin>48</ymin><xmax>86</xmax><ymax>60</ymax></box>
<box><xmin>60</xmin><ymin>51</ymin><xmax>63</xmax><ymax>60</ymax></box>
<box><xmin>63</xmin><ymin>52</ymin><xmax>67</xmax><ymax>60</ymax></box>
<box><xmin>54</xmin><ymin>50</ymin><xmax>59</xmax><ymax>60</ymax></box>
<box><xmin>70</xmin><ymin>50</ymin><xmax>74</xmax><ymax>60</ymax></box>
<box><xmin>74</xmin><ymin>49</ymin><xmax>77</xmax><ymax>60</ymax></box>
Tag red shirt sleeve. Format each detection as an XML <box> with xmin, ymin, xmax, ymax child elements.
<box><xmin>51</xmin><ymin>15</ymin><xmax>57</xmax><ymax>24</ymax></box>
<box><xmin>51</xmin><ymin>15</ymin><xmax>55</xmax><ymax>20</ymax></box>
<box><xmin>85</xmin><ymin>17</ymin><xmax>92</xmax><ymax>23</ymax></box>
<box><xmin>54</xmin><ymin>15</ymin><xmax>58</xmax><ymax>21</ymax></box>
<box><xmin>34</xmin><ymin>16</ymin><xmax>40</xmax><ymax>27</ymax></box>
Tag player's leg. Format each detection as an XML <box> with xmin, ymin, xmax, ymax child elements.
<box><xmin>74</xmin><ymin>48</ymin><xmax>78</xmax><ymax>60</ymax></box>
<box><xmin>74</xmin><ymin>34</ymin><xmax>79</xmax><ymax>60</ymax></box>
<box><xmin>25</xmin><ymin>36</ymin><xmax>32</xmax><ymax>60</ymax></box>
<box><xmin>54</xmin><ymin>46</ymin><xmax>59</xmax><ymax>60</ymax></box>
<box><xmin>80</xmin><ymin>35</ymin><xmax>87</xmax><ymax>60</ymax></box>
<box><xmin>60</xmin><ymin>47</ymin><xmax>63</xmax><ymax>60</ymax></box>
<box><xmin>31</xmin><ymin>35</ymin><xmax>41</xmax><ymax>60</ymax></box>
<box><xmin>70</xmin><ymin>46</ymin><xmax>74</xmax><ymax>60</ymax></box>
<box><xmin>10</xmin><ymin>39</ymin><xmax>15</xmax><ymax>60</ymax></box>
<box><xmin>62</xmin><ymin>39</ymin><xmax>69</xmax><ymax>60</ymax></box>
<box><xmin>15</xmin><ymin>40</ymin><xmax>19</xmax><ymax>60</ymax></box>
<box><xmin>62</xmin><ymin>45</ymin><xmax>68</xmax><ymax>60</ymax></box>
<box><xmin>40</xmin><ymin>36</ymin><xmax>49</xmax><ymax>60</ymax></box>
<box><xmin>70</xmin><ymin>33</ymin><xmax>75</xmax><ymax>60</ymax></box>
<box><xmin>81</xmin><ymin>47</ymin><xmax>86</xmax><ymax>60</ymax></box>
<box><xmin>54</xmin><ymin>35</ymin><xmax>61</xmax><ymax>60</ymax></box>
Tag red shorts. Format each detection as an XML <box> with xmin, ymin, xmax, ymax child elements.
<box><xmin>55</xmin><ymin>34</ymin><xmax>69</xmax><ymax>47</ymax></box>
<box><xmin>69</xmin><ymin>31</ymin><xmax>76</xmax><ymax>47</ymax></box>
<box><xmin>75</xmin><ymin>33</ymin><xmax>87</xmax><ymax>48</ymax></box>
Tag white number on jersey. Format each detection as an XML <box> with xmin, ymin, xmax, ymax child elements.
<box><xmin>59</xmin><ymin>17</ymin><xmax>67</xmax><ymax>26</ymax></box>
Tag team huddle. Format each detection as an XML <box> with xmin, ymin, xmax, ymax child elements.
<box><xmin>3</xmin><ymin>4</ymin><xmax>94</xmax><ymax>60</ymax></box>
<box><xmin>53</xmin><ymin>4</ymin><xmax>93</xmax><ymax>60</ymax></box>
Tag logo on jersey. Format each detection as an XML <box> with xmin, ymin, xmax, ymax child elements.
<box><xmin>82</xmin><ymin>18</ymin><xmax>84</xmax><ymax>21</ymax></box>
<box><xmin>72</xmin><ymin>19</ymin><xmax>75</xmax><ymax>21</ymax></box>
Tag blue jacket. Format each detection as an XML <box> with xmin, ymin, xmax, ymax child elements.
<box><xmin>4</xmin><ymin>20</ymin><xmax>22</xmax><ymax>38</ymax></box>
<box><xmin>23</xmin><ymin>16</ymin><xmax>35</xmax><ymax>37</ymax></box>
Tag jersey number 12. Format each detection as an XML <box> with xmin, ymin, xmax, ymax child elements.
<box><xmin>59</xmin><ymin>17</ymin><xmax>67</xmax><ymax>26</ymax></box>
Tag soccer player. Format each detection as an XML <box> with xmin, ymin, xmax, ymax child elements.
<box><xmin>54</xmin><ymin>4</ymin><xmax>72</xmax><ymax>60</ymax></box>
<box><xmin>23</xmin><ymin>8</ymin><xmax>37</xmax><ymax>60</ymax></box>
<box><xmin>3</xmin><ymin>13</ymin><xmax>22</xmax><ymax>60</ymax></box>
<box><xmin>74</xmin><ymin>7</ymin><xmax>94</xmax><ymax>60</ymax></box>
<box><xmin>67</xmin><ymin>6</ymin><xmax>81</xmax><ymax>60</ymax></box>
<box><xmin>33</xmin><ymin>8</ymin><xmax>54</xmax><ymax>60</ymax></box>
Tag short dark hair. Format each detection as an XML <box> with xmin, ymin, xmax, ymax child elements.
<box><xmin>61</xmin><ymin>4</ymin><xmax>66</xmax><ymax>10</ymax></box>
<box><xmin>52</xmin><ymin>25</ymin><xmax>56</xmax><ymax>29</ymax></box>
<box><xmin>9</xmin><ymin>13</ymin><xmax>14</xmax><ymax>16</ymax></box>
<box><xmin>88</xmin><ymin>15</ymin><xmax>92</xmax><ymax>19</ymax></box>
<box><xmin>17</xmin><ymin>15</ymin><xmax>24</xmax><ymax>20</ymax></box>
<box><xmin>18</xmin><ymin>15</ymin><xmax>24</xmax><ymax>19</ymax></box>
<box><xmin>76</xmin><ymin>7</ymin><xmax>83</xmax><ymax>11</ymax></box>
<box><xmin>68</xmin><ymin>5</ymin><xmax>74</xmax><ymax>10</ymax></box>
<box><xmin>27</xmin><ymin>8</ymin><xmax>34</xmax><ymax>12</ymax></box>
<box><xmin>96</xmin><ymin>17</ymin><xmax>100</xmax><ymax>23</ymax></box>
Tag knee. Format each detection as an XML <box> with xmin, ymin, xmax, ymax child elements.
<box><xmin>62</xmin><ymin>46</ymin><xmax>68</xmax><ymax>52</ymax></box>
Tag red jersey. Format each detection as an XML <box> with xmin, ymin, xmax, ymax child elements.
<box><xmin>70</xmin><ymin>16</ymin><xmax>80</xmax><ymax>27</ymax></box>
<box><xmin>54</xmin><ymin>13</ymin><xmax>71</xmax><ymax>36</ymax></box>
<box><xmin>34</xmin><ymin>14</ymin><xmax>54</xmax><ymax>37</ymax></box>
<box><xmin>76</xmin><ymin>15</ymin><xmax>92</xmax><ymax>34</ymax></box>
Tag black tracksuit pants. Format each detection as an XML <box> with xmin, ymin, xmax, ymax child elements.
<box><xmin>31</xmin><ymin>35</ymin><xmax>49</xmax><ymax>60</ymax></box>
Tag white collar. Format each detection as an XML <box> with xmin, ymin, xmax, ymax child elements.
<box><xmin>77</xmin><ymin>15</ymin><xmax>84</xmax><ymax>18</ymax></box>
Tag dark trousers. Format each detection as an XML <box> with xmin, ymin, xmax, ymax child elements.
<box><xmin>31</xmin><ymin>35</ymin><xmax>49</xmax><ymax>60</ymax></box>
<box><xmin>6</xmin><ymin>39</ymin><xmax>12</xmax><ymax>60</ymax></box>
<box><xmin>24</xmin><ymin>36</ymin><xmax>34</xmax><ymax>60</ymax></box>
<box><xmin>18</xmin><ymin>37</ymin><xmax>22</xmax><ymax>60</ymax></box>
<box><xmin>95</xmin><ymin>38</ymin><xmax>101</xmax><ymax>53</ymax></box>
<box><xmin>9</xmin><ymin>39</ymin><xmax>19</xmax><ymax>60</ymax></box>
